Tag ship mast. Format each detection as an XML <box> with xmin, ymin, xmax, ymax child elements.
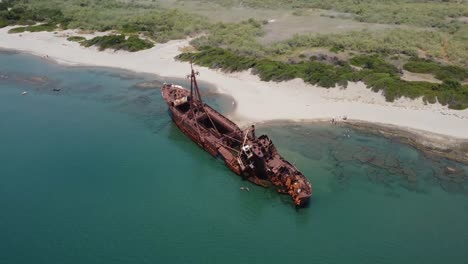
<box><xmin>189</xmin><ymin>61</ymin><xmax>203</xmax><ymax>105</ymax></box>
<box><xmin>188</xmin><ymin>62</ymin><xmax>220</xmax><ymax>134</ymax></box>
<box><xmin>186</xmin><ymin>60</ymin><xmax>219</xmax><ymax>133</ymax></box>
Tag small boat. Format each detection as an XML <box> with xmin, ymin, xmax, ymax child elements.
<box><xmin>52</xmin><ymin>88</ymin><xmax>61</xmax><ymax>92</ymax></box>
<box><xmin>21</xmin><ymin>91</ymin><xmax>28</xmax><ymax>95</ymax></box>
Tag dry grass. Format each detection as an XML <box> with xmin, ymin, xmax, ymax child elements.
<box><xmin>179</xmin><ymin>45</ymin><xmax>197</xmax><ymax>53</ymax></box>
<box><xmin>258</xmin><ymin>10</ymin><xmax>409</xmax><ymax>44</ymax></box>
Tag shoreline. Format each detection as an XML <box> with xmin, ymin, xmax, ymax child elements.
<box><xmin>344</xmin><ymin>121</ymin><xmax>468</xmax><ymax>164</ymax></box>
<box><xmin>1</xmin><ymin>27</ymin><xmax>467</xmax><ymax>161</ymax></box>
<box><xmin>255</xmin><ymin>119</ymin><xmax>468</xmax><ymax>164</ymax></box>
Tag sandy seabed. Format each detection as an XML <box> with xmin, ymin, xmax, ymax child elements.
<box><xmin>1</xmin><ymin>27</ymin><xmax>467</xmax><ymax>153</ymax></box>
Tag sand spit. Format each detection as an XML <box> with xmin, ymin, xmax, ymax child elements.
<box><xmin>1</xmin><ymin>27</ymin><xmax>467</xmax><ymax>149</ymax></box>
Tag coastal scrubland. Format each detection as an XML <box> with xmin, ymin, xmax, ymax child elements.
<box><xmin>190</xmin><ymin>0</ymin><xmax>467</xmax><ymax>28</ymax></box>
<box><xmin>179</xmin><ymin>0</ymin><xmax>468</xmax><ymax>109</ymax></box>
<box><xmin>1</xmin><ymin>0</ymin><xmax>467</xmax><ymax>108</ymax></box>
<box><xmin>177</xmin><ymin>47</ymin><xmax>468</xmax><ymax>109</ymax></box>
<box><xmin>0</xmin><ymin>0</ymin><xmax>208</xmax><ymax>42</ymax></box>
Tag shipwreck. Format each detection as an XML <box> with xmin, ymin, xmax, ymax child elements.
<box><xmin>161</xmin><ymin>64</ymin><xmax>312</xmax><ymax>206</ymax></box>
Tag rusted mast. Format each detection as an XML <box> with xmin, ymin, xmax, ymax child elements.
<box><xmin>189</xmin><ymin>61</ymin><xmax>202</xmax><ymax>104</ymax></box>
<box><xmin>189</xmin><ymin>62</ymin><xmax>220</xmax><ymax>134</ymax></box>
<box><xmin>189</xmin><ymin>65</ymin><xmax>194</xmax><ymax>106</ymax></box>
<box><xmin>186</xmin><ymin>62</ymin><xmax>206</xmax><ymax>142</ymax></box>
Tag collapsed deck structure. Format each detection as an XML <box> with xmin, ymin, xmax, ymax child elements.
<box><xmin>161</xmin><ymin>64</ymin><xmax>312</xmax><ymax>206</ymax></box>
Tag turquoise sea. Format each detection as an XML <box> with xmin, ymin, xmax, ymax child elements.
<box><xmin>1</xmin><ymin>51</ymin><xmax>467</xmax><ymax>264</ymax></box>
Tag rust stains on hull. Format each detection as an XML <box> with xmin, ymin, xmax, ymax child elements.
<box><xmin>161</xmin><ymin>65</ymin><xmax>312</xmax><ymax>207</ymax></box>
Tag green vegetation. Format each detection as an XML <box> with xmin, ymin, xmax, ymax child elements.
<box><xmin>350</xmin><ymin>55</ymin><xmax>399</xmax><ymax>75</ymax></box>
<box><xmin>66</xmin><ymin>36</ymin><xmax>86</xmax><ymax>42</ymax></box>
<box><xmin>189</xmin><ymin>1</ymin><xmax>468</xmax><ymax>67</ymax></box>
<box><xmin>8</xmin><ymin>23</ymin><xmax>57</xmax><ymax>33</ymax></box>
<box><xmin>200</xmin><ymin>0</ymin><xmax>468</xmax><ymax>28</ymax></box>
<box><xmin>403</xmin><ymin>58</ymin><xmax>468</xmax><ymax>81</ymax></box>
<box><xmin>0</xmin><ymin>1</ymin><xmax>70</xmax><ymax>28</ymax></box>
<box><xmin>178</xmin><ymin>47</ymin><xmax>257</xmax><ymax>72</ymax></box>
<box><xmin>177</xmin><ymin>46</ymin><xmax>353</xmax><ymax>87</ymax></box>
<box><xmin>2</xmin><ymin>0</ymin><xmax>467</xmax><ymax>109</ymax></box>
<box><xmin>269</xmin><ymin>29</ymin><xmax>445</xmax><ymax>58</ymax></box>
<box><xmin>2</xmin><ymin>1</ymin><xmax>466</xmax><ymax>65</ymax></box>
<box><xmin>2</xmin><ymin>0</ymin><xmax>209</xmax><ymax>42</ymax></box>
<box><xmin>178</xmin><ymin>48</ymin><xmax>468</xmax><ymax>109</ymax></box>
<box><xmin>188</xmin><ymin>18</ymin><xmax>467</xmax><ymax>68</ymax></box>
<box><xmin>191</xmin><ymin>19</ymin><xmax>265</xmax><ymax>56</ymax></box>
<box><xmin>266</xmin><ymin>29</ymin><xmax>466</xmax><ymax>67</ymax></box>
<box><xmin>182</xmin><ymin>8</ymin><xmax>468</xmax><ymax>108</ymax></box>
<box><xmin>82</xmin><ymin>35</ymin><xmax>154</xmax><ymax>52</ymax></box>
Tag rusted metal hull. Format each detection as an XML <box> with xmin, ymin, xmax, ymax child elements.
<box><xmin>170</xmin><ymin>108</ymin><xmax>220</xmax><ymax>158</ymax></box>
<box><xmin>168</xmin><ymin>103</ymin><xmax>242</xmax><ymax>175</ymax></box>
<box><xmin>161</xmin><ymin>78</ymin><xmax>312</xmax><ymax>207</ymax></box>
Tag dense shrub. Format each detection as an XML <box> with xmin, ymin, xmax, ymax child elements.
<box><xmin>82</xmin><ymin>35</ymin><xmax>125</xmax><ymax>50</ymax></box>
<box><xmin>67</xmin><ymin>36</ymin><xmax>86</xmax><ymax>42</ymax></box>
<box><xmin>8</xmin><ymin>23</ymin><xmax>56</xmax><ymax>33</ymax></box>
<box><xmin>0</xmin><ymin>18</ymin><xmax>8</xmax><ymax>28</ymax></box>
<box><xmin>0</xmin><ymin>2</ymin><xmax>10</xmax><ymax>11</ymax></box>
<box><xmin>403</xmin><ymin>59</ymin><xmax>440</xmax><ymax>73</ymax></box>
<box><xmin>404</xmin><ymin>58</ymin><xmax>468</xmax><ymax>81</ymax></box>
<box><xmin>82</xmin><ymin>35</ymin><xmax>154</xmax><ymax>52</ymax></box>
<box><xmin>177</xmin><ymin>47</ymin><xmax>257</xmax><ymax>71</ymax></box>
<box><xmin>118</xmin><ymin>36</ymin><xmax>154</xmax><ymax>52</ymax></box>
<box><xmin>0</xmin><ymin>4</ymin><xmax>69</xmax><ymax>28</ymax></box>
<box><xmin>350</xmin><ymin>55</ymin><xmax>399</xmax><ymax>76</ymax></box>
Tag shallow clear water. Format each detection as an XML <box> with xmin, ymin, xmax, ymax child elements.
<box><xmin>1</xmin><ymin>52</ymin><xmax>467</xmax><ymax>264</ymax></box>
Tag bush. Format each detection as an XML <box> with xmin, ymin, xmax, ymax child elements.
<box><xmin>118</xmin><ymin>36</ymin><xmax>154</xmax><ymax>52</ymax></box>
<box><xmin>67</xmin><ymin>36</ymin><xmax>86</xmax><ymax>42</ymax></box>
<box><xmin>254</xmin><ymin>59</ymin><xmax>299</xmax><ymax>82</ymax></box>
<box><xmin>0</xmin><ymin>2</ymin><xmax>10</xmax><ymax>11</ymax></box>
<box><xmin>177</xmin><ymin>47</ymin><xmax>257</xmax><ymax>72</ymax></box>
<box><xmin>403</xmin><ymin>59</ymin><xmax>439</xmax><ymax>73</ymax></box>
<box><xmin>442</xmin><ymin>79</ymin><xmax>462</xmax><ymax>91</ymax></box>
<box><xmin>403</xmin><ymin>58</ymin><xmax>468</xmax><ymax>81</ymax></box>
<box><xmin>0</xmin><ymin>18</ymin><xmax>8</xmax><ymax>28</ymax></box>
<box><xmin>350</xmin><ymin>55</ymin><xmax>399</xmax><ymax>75</ymax></box>
<box><xmin>82</xmin><ymin>35</ymin><xmax>154</xmax><ymax>52</ymax></box>
<box><xmin>82</xmin><ymin>35</ymin><xmax>126</xmax><ymax>50</ymax></box>
<box><xmin>8</xmin><ymin>23</ymin><xmax>56</xmax><ymax>33</ymax></box>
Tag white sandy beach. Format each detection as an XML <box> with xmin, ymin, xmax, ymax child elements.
<box><xmin>1</xmin><ymin>26</ymin><xmax>468</xmax><ymax>139</ymax></box>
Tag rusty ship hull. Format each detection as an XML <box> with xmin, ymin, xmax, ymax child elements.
<box><xmin>161</xmin><ymin>67</ymin><xmax>312</xmax><ymax>206</ymax></box>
